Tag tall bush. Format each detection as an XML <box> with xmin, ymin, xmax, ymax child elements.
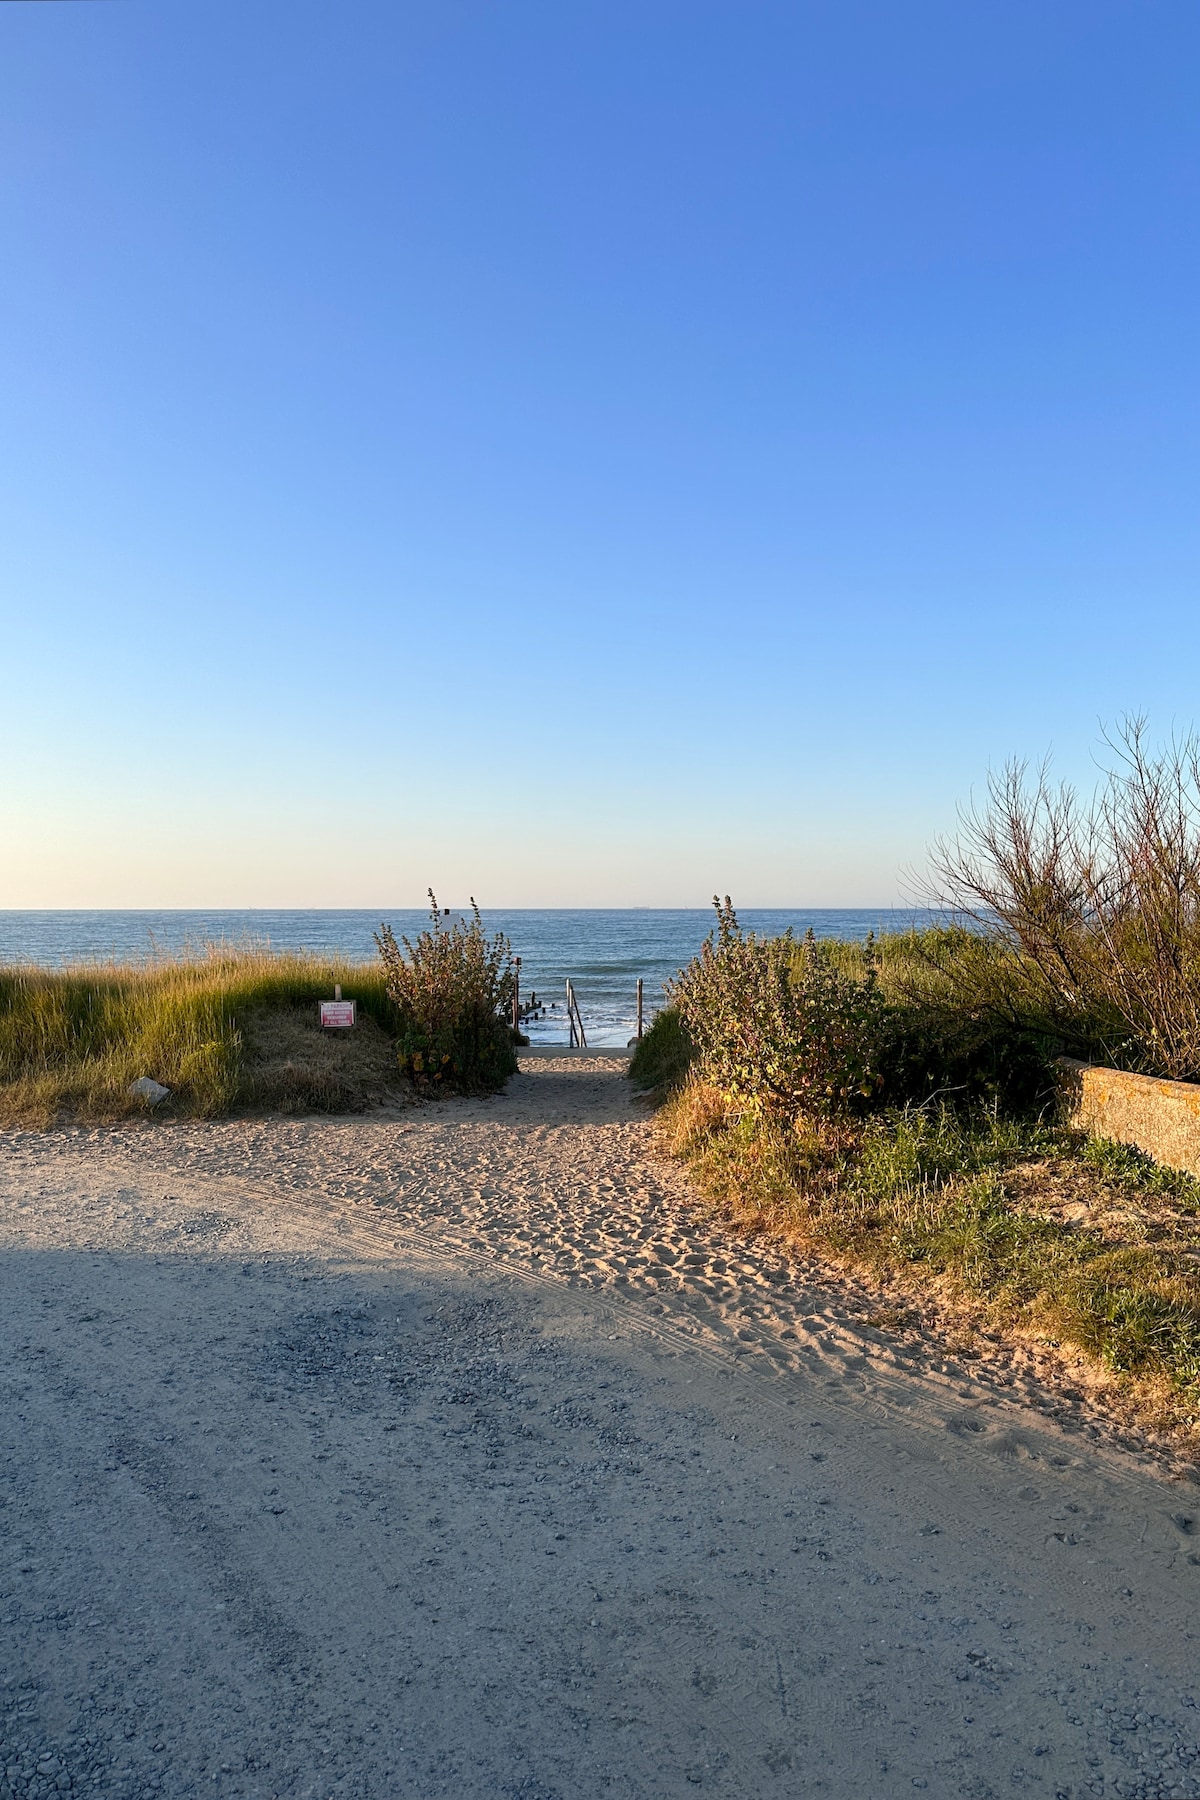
<box><xmin>670</xmin><ymin>898</ymin><xmax>884</xmax><ymax>1123</ymax></box>
<box><xmin>375</xmin><ymin>893</ymin><xmax>518</xmax><ymax>1092</ymax></box>
<box><xmin>933</xmin><ymin>720</ymin><xmax>1200</xmax><ymax>1081</ymax></box>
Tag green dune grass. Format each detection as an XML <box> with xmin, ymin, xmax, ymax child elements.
<box><xmin>0</xmin><ymin>949</ymin><xmax>401</xmax><ymax>1125</ymax></box>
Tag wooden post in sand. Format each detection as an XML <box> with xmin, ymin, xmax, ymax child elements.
<box><xmin>636</xmin><ymin>977</ymin><xmax>643</xmax><ymax>1040</ymax></box>
<box><xmin>512</xmin><ymin>957</ymin><xmax>521</xmax><ymax>1033</ymax></box>
<box><xmin>565</xmin><ymin>979</ymin><xmax>587</xmax><ymax>1048</ymax></box>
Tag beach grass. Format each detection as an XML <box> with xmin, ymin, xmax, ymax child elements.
<box><xmin>628</xmin><ymin>1006</ymin><xmax>694</xmax><ymax>1099</ymax></box>
<box><xmin>0</xmin><ymin>947</ymin><xmax>403</xmax><ymax>1126</ymax></box>
<box><xmin>658</xmin><ymin>1082</ymin><xmax>1200</xmax><ymax>1416</ymax></box>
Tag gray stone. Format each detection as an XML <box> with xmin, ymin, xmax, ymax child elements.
<box><xmin>127</xmin><ymin>1078</ymin><xmax>169</xmax><ymax>1106</ymax></box>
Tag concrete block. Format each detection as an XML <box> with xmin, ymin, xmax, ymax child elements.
<box><xmin>1057</xmin><ymin>1057</ymin><xmax>1200</xmax><ymax>1177</ymax></box>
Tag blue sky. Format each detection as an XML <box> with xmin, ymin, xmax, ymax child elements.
<box><xmin>2</xmin><ymin>1</ymin><xmax>1197</xmax><ymax>906</ymax></box>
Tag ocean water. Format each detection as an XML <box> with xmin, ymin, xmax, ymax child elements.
<box><xmin>0</xmin><ymin>908</ymin><xmax>941</xmax><ymax>1049</ymax></box>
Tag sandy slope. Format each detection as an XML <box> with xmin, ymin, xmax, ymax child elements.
<box><xmin>3</xmin><ymin>1054</ymin><xmax>1200</xmax><ymax>1799</ymax></box>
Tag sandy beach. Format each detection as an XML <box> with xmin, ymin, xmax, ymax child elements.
<box><xmin>4</xmin><ymin>1052</ymin><xmax>1200</xmax><ymax>1799</ymax></box>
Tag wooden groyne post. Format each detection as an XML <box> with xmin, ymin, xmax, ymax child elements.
<box><xmin>636</xmin><ymin>977</ymin><xmax>644</xmax><ymax>1040</ymax></box>
<box><xmin>565</xmin><ymin>979</ymin><xmax>588</xmax><ymax>1049</ymax></box>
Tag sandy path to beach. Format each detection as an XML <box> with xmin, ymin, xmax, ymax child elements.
<box><xmin>4</xmin><ymin>1054</ymin><xmax>1200</xmax><ymax>1799</ymax></box>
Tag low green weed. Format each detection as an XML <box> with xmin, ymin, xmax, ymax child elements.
<box><xmin>1080</xmin><ymin>1135</ymin><xmax>1200</xmax><ymax>1207</ymax></box>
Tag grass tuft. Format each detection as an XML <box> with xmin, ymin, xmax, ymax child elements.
<box><xmin>1079</xmin><ymin>1134</ymin><xmax>1200</xmax><ymax>1206</ymax></box>
<box><xmin>629</xmin><ymin>1006</ymin><xmax>694</xmax><ymax>1098</ymax></box>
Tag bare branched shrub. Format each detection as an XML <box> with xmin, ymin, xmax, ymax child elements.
<box><xmin>932</xmin><ymin>721</ymin><xmax>1200</xmax><ymax>1081</ymax></box>
<box><xmin>375</xmin><ymin>892</ymin><xmax>518</xmax><ymax>1092</ymax></box>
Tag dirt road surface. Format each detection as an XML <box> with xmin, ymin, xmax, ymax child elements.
<box><xmin>3</xmin><ymin>1055</ymin><xmax>1200</xmax><ymax>1799</ymax></box>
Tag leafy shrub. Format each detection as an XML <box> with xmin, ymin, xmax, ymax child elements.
<box><xmin>670</xmin><ymin>898</ymin><xmax>884</xmax><ymax>1124</ymax></box>
<box><xmin>658</xmin><ymin>924</ymin><xmax>1057</xmax><ymax>1116</ymax></box>
<box><xmin>375</xmin><ymin>893</ymin><xmax>518</xmax><ymax>1093</ymax></box>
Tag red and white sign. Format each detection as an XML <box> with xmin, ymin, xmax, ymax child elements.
<box><xmin>320</xmin><ymin>1000</ymin><xmax>356</xmax><ymax>1029</ymax></box>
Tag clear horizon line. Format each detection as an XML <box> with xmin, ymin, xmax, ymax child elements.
<box><xmin>0</xmin><ymin>902</ymin><xmax>934</xmax><ymax>914</ymax></box>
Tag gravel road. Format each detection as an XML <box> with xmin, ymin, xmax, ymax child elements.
<box><xmin>3</xmin><ymin>1054</ymin><xmax>1200</xmax><ymax>1799</ymax></box>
